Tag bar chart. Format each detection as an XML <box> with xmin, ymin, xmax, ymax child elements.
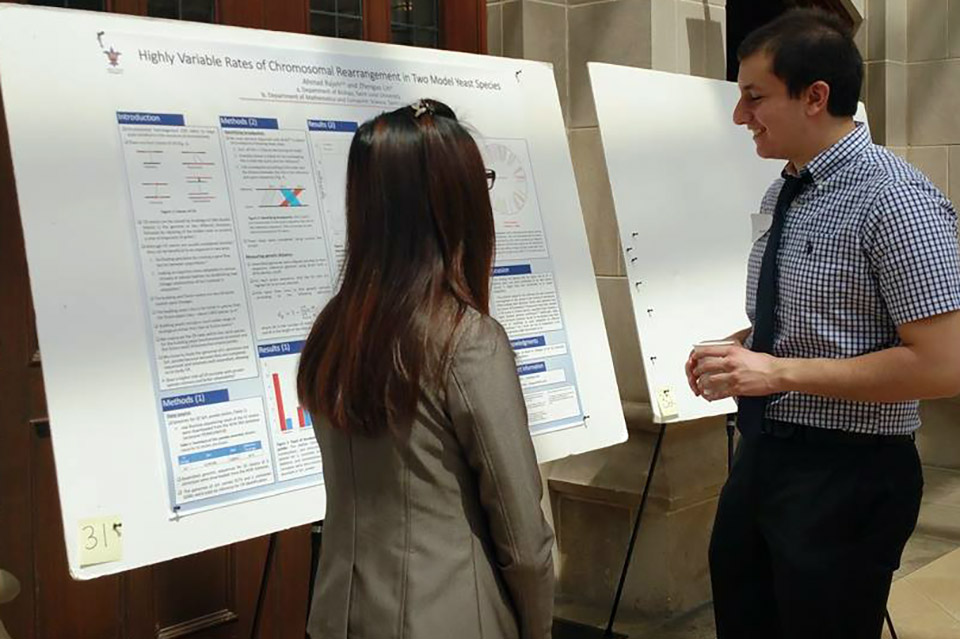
<box><xmin>259</xmin><ymin>346</ymin><xmax>323</xmax><ymax>481</ymax></box>
<box><xmin>271</xmin><ymin>371</ymin><xmax>314</xmax><ymax>432</ymax></box>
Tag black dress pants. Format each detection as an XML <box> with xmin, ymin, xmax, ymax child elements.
<box><xmin>709</xmin><ymin>426</ymin><xmax>923</xmax><ymax>639</ymax></box>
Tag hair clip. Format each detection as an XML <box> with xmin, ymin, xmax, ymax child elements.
<box><xmin>411</xmin><ymin>100</ymin><xmax>434</xmax><ymax>118</ymax></box>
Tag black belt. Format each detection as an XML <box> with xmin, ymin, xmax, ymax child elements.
<box><xmin>761</xmin><ymin>419</ymin><xmax>915</xmax><ymax>446</ymax></box>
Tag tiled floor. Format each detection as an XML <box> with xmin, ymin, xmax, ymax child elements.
<box><xmin>895</xmin><ymin>532</ymin><xmax>958</xmax><ymax>580</ymax></box>
<box><xmin>616</xmin><ymin>532</ymin><xmax>960</xmax><ymax>639</ymax></box>
<box><xmin>883</xmin><ymin>546</ymin><xmax>960</xmax><ymax>638</ymax></box>
<box><xmin>882</xmin><ymin>466</ymin><xmax>960</xmax><ymax>639</ymax></box>
<box><xmin>916</xmin><ymin>466</ymin><xmax>960</xmax><ymax>541</ymax></box>
<box><xmin>555</xmin><ymin>465</ymin><xmax>960</xmax><ymax>639</ymax></box>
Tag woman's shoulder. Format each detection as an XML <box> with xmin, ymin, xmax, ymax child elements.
<box><xmin>450</xmin><ymin>307</ymin><xmax>512</xmax><ymax>368</ymax></box>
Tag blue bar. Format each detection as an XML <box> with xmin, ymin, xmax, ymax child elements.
<box><xmin>305</xmin><ymin>412</ymin><xmax>313</xmax><ymax>427</ymax></box>
<box><xmin>219</xmin><ymin>116</ymin><xmax>279</xmax><ymax>129</ymax></box>
<box><xmin>117</xmin><ymin>112</ymin><xmax>184</xmax><ymax>126</ymax></box>
<box><xmin>511</xmin><ymin>336</ymin><xmax>546</xmax><ymax>350</ymax></box>
<box><xmin>308</xmin><ymin>119</ymin><xmax>358</xmax><ymax>133</ymax></box>
<box><xmin>285</xmin><ymin>418</ymin><xmax>294</xmax><ymax>431</ymax></box>
<box><xmin>178</xmin><ymin>441</ymin><xmax>262</xmax><ymax>465</ymax></box>
<box><xmin>517</xmin><ymin>362</ymin><xmax>547</xmax><ymax>376</ymax></box>
<box><xmin>492</xmin><ymin>264</ymin><xmax>532</xmax><ymax>277</ymax></box>
<box><xmin>258</xmin><ymin>340</ymin><xmax>306</xmax><ymax>358</ymax></box>
<box><xmin>162</xmin><ymin>389</ymin><xmax>230</xmax><ymax>412</ymax></box>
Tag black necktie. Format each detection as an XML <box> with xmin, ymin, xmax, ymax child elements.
<box><xmin>737</xmin><ymin>173</ymin><xmax>812</xmax><ymax>437</ymax></box>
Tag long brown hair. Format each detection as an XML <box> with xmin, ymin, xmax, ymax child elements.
<box><xmin>297</xmin><ymin>99</ymin><xmax>495</xmax><ymax>435</ymax></box>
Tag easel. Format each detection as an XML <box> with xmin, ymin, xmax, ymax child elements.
<box><xmin>249</xmin><ymin>522</ymin><xmax>324</xmax><ymax>639</ymax></box>
<box><xmin>553</xmin><ymin>414</ymin><xmax>736</xmax><ymax>639</ymax></box>
<box><xmin>250</xmin><ymin>532</ymin><xmax>279</xmax><ymax>639</ymax></box>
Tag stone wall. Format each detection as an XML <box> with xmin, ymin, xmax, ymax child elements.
<box><xmin>486</xmin><ymin>0</ymin><xmax>730</xmax><ymax>619</ymax></box>
<box><xmin>861</xmin><ymin>0</ymin><xmax>960</xmax><ymax>470</ymax></box>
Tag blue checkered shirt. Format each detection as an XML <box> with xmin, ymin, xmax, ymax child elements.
<box><xmin>745</xmin><ymin>123</ymin><xmax>960</xmax><ymax>434</ymax></box>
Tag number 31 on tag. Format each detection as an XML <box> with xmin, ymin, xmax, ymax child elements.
<box><xmin>78</xmin><ymin>516</ymin><xmax>123</xmax><ymax>567</ymax></box>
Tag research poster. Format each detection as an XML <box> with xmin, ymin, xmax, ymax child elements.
<box><xmin>0</xmin><ymin>5</ymin><xmax>625</xmax><ymax>577</ymax></box>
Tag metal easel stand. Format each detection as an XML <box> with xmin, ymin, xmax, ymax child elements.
<box><xmin>250</xmin><ymin>532</ymin><xmax>278</xmax><ymax>639</ymax></box>
<box><xmin>552</xmin><ymin>421</ymin><xmax>667</xmax><ymax>639</ymax></box>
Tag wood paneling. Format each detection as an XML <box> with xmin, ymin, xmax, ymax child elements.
<box><xmin>364</xmin><ymin>0</ymin><xmax>391</xmax><ymax>43</ymax></box>
<box><xmin>0</xmin><ymin>75</ymin><xmax>37</xmax><ymax>639</ymax></box>
<box><xmin>219</xmin><ymin>0</ymin><xmax>263</xmax><ymax>29</ymax></box>
<box><xmin>154</xmin><ymin>550</ymin><xmax>234</xmax><ymax>634</ymax></box>
<box><xmin>33</xmin><ymin>426</ymin><xmax>123</xmax><ymax>639</ymax></box>
<box><xmin>441</xmin><ymin>0</ymin><xmax>486</xmax><ymax>53</ymax></box>
<box><xmin>111</xmin><ymin>0</ymin><xmax>147</xmax><ymax>15</ymax></box>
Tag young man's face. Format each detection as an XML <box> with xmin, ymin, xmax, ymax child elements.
<box><xmin>733</xmin><ymin>52</ymin><xmax>807</xmax><ymax>161</ymax></box>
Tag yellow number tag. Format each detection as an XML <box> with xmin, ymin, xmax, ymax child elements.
<box><xmin>656</xmin><ymin>387</ymin><xmax>679</xmax><ymax>420</ymax></box>
<box><xmin>78</xmin><ymin>516</ymin><xmax>123</xmax><ymax>567</ymax></box>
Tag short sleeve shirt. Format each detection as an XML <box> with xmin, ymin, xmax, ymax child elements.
<box><xmin>745</xmin><ymin>123</ymin><xmax>960</xmax><ymax>434</ymax></box>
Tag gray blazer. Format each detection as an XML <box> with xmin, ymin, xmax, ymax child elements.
<box><xmin>307</xmin><ymin>310</ymin><xmax>555</xmax><ymax>639</ymax></box>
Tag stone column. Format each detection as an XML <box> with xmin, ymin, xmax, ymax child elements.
<box><xmin>562</xmin><ymin>0</ymin><xmax>730</xmax><ymax>619</ymax></box>
<box><xmin>859</xmin><ymin>0</ymin><xmax>960</xmax><ymax>546</ymax></box>
<box><xmin>487</xmin><ymin>0</ymin><xmax>570</xmax><ymax>120</ymax></box>
<box><xmin>489</xmin><ymin>0</ymin><xmax>741</xmax><ymax>620</ymax></box>
<box><xmin>905</xmin><ymin>0</ymin><xmax>960</xmax><ymax>539</ymax></box>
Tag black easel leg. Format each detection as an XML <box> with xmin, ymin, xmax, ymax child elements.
<box><xmin>885</xmin><ymin>608</ymin><xmax>898</xmax><ymax>639</ymax></box>
<box><xmin>251</xmin><ymin>531</ymin><xmax>279</xmax><ymax>639</ymax></box>
<box><xmin>725</xmin><ymin>414</ymin><xmax>735</xmax><ymax>474</ymax></box>
<box><xmin>603</xmin><ymin>422</ymin><xmax>667</xmax><ymax>637</ymax></box>
<box><xmin>306</xmin><ymin>521</ymin><xmax>323</xmax><ymax>634</ymax></box>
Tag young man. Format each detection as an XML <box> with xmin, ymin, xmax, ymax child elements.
<box><xmin>685</xmin><ymin>9</ymin><xmax>960</xmax><ymax>639</ymax></box>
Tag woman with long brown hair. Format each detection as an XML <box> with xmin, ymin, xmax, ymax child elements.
<box><xmin>298</xmin><ymin>99</ymin><xmax>554</xmax><ymax>639</ymax></box>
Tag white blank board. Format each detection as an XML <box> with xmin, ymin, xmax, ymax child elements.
<box><xmin>589</xmin><ymin>63</ymin><xmax>867</xmax><ymax>423</ymax></box>
<box><xmin>0</xmin><ymin>5</ymin><xmax>625</xmax><ymax>579</ymax></box>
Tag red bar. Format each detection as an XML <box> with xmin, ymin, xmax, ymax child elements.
<box><xmin>272</xmin><ymin>373</ymin><xmax>286</xmax><ymax>431</ymax></box>
<box><xmin>297</xmin><ymin>407</ymin><xmax>306</xmax><ymax>428</ymax></box>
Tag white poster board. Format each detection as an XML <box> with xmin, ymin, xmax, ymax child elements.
<box><xmin>589</xmin><ymin>63</ymin><xmax>867</xmax><ymax>424</ymax></box>
<box><xmin>0</xmin><ymin>5</ymin><xmax>626</xmax><ymax>579</ymax></box>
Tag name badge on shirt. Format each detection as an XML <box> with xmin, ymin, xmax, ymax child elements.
<box><xmin>751</xmin><ymin>213</ymin><xmax>773</xmax><ymax>243</ymax></box>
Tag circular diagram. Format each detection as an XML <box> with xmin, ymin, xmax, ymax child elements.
<box><xmin>485</xmin><ymin>142</ymin><xmax>529</xmax><ymax>216</ymax></box>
